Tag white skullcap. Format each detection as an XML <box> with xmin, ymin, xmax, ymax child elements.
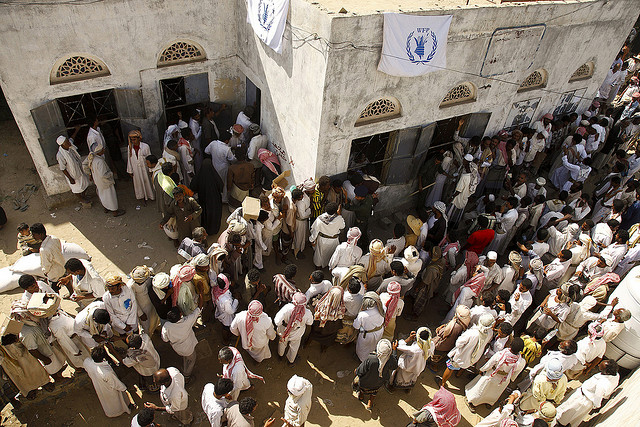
<box><xmin>287</xmin><ymin>375</ymin><xmax>310</xmax><ymax>397</ymax></box>
<box><xmin>488</xmin><ymin>194</ymin><xmax>495</xmax><ymax>202</ymax></box>
<box><xmin>536</xmin><ymin>177</ymin><xmax>546</xmax><ymax>186</ymax></box>
<box><xmin>56</xmin><ymin>135</ymin><xmax>67</xmax><ymax>145</ymax></box>
<box><xmin>464</xmin><ymin>154</ymin><xmax>474</xmax><ymax>162</ymax></box>
<box><xmin>487</xmin><ymin>251</ymin><xmax>498</xmax><ymax>260</ymax></box>
<box><xmin>581</xmin><ymin>120</ymin><xmax>590</xmax><ymax>126</ymax></box>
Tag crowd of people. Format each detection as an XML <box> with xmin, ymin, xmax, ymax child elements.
<box><xmin>1</xmin><ymin>49</ymin><xmax>640</xmax><ymax>427</ymax></box>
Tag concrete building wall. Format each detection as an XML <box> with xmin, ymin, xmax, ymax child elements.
<box><xmin>0</xmin><ymin>0</ymin><xmax>238</xmax><ymax>196</ymax></box>
<box><xmin>235</xmin><ymin>0</ymin><xmax>333</xmax><ymax>186</ymax></box>
<box><xmin>314</xmin><ymin>0</ymin><xmax>638</xmax><ymax>209</ymax></box>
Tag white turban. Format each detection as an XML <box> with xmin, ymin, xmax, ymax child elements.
<box><xmin>464</xmin><ymin>154</ymin><xmax>474</xmax><ymax>162</ymax></box>
<box><xmin>376</xmin><ymin>339</ymin><xmax>393</xmax><ymax>377</ymax></box>
<box><xmin>301</xmin><ymin>178</ymin><xmax>316</xmax><ymax>191</ymax></box>
<box><xmin>536</xmin><ymin>177</ymin><xmax>546</xmax><ymax>186</ymax></box>
<box><xmin>404</xmin><ymin>246</ymin><xmax>419</xmax><ymax>263</ymax></box>
<box><xmin>487</xmin><ymin>251</ymin><xmax>498</xmax><ymax>260</ymax></box>
<box><xmin>287</xmin><ymin>375</ymin><xmax>311</xmax><ymax>397</ymax></box>
<box><xmin>191</xmin><ymin>253</ymin><xmax>209</xmax><ymax>267</ymax></box>
<box><xmin>56</xmin><ymin>135</ymin><xmax>67</xmax><ymax>146</ymax></box>
<box><xmin>152</xmin><ymin>272</ymin><xmax>170</xmax><ymax>299</ymax></box>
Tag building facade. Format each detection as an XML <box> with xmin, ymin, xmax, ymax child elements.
<box><xmin>0</xmin><ymin>0</ymin><xmax>637</xmax><ymax>210</ymax></box>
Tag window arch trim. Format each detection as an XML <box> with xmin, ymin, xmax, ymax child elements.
<box><xmin>50</xmin><ymin>54</ymin><xmax>110</xmax><ymax>84</ymax></box>
<box><xmin>355</xmin><ymin>97</ymin><xmax>402</xmax><ymax>126</ymax></box>
<box><xmin>439</xmin><ymin>82</ymin><xmax>477</xmax><ymax>108</ymax></box>
<box><xmin>517</xmin><ymin>68</ymin><xmax>548</xmax><ymax>92</ymax></box>
<box><xmin>569</xmin><ymin>62</ymin><xmax>594</xmax><ymax>82</ymax></box>
<box><xmin>157</xmin><ymin>39</ymin><xmax>207</xmax><ymax>67</ymax></box>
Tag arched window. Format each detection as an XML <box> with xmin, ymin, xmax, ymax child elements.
<box><xmin>355</xmin><ymin>97</ymin><xmax>401</xmax><ymax>126</ymax></box>
<box><xmin>157</xmin><ymin>40</ymin><xmax>206</xmax><ymax>67</ymax></box>
<box><xmin>439</xmin><ymin>82</ymin><xmax>477</xmax><ymax>107</ymax></box>
<box><xmin>569</xmin><ymin>62</ymin><xmax>595</xmax><ymax>82</ymax></box>
<box><xmin>50</xmin><ymin>55</ymin><xmax>110</xmax><ymax>84</ymax></box>
<box><xmin>517</xmin><ymin>69</ymin><xmax>548</xmax><ymax>92</ymax></box>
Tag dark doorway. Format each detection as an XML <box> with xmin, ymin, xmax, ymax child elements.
<box><xmin>159</xmin><ymin>73</ymin><xmax>210</xmax><ymax>139</ymax></box>
<box><xmin>246</xmin><ymin>77</ymin><xmax>261</xmax><ymax>124</ymax></box>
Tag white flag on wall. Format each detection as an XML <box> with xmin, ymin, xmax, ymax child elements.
<box><xmin>378</xmin><ymin>13</ymin><xmax>453</xmax><ymax>77</ymax></box>
<box><xmin>247</xmin><ymin>0</ymin><xmax>290</xmax><ymax>54</ymax></box>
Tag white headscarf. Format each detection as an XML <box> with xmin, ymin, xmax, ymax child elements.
<box><xmin>152</xmin><ymin>273</ymin><xmax>170</xmax><ymax>299</ymax></box>
<box><xmin>376</xmin><ymin>339</ymin><xmax>393</xmax><ymax>377</ymax></box>
<box><xmin>164</xmin><ymin>124</ymin><xmax>180</xmax><ymax>146</ymax></box>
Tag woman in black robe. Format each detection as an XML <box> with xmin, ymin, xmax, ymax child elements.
<box><xmin>191</xmin><ymin>158</ymin><xmax>224</xmax><ymax>235</ymax></box>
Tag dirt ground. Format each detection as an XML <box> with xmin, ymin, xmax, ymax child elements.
<box><xmin>0</xmin><ymin>118</ymin><xmax>489</xmax><ymax>426</ymax></box>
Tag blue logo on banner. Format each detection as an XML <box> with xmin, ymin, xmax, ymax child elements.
<box><xmin>406</xmin><ymin>28</ymin><xmax>438</xmax><ymax>64</ymax></box>
<box><xmin>258</xmin><ymin>0</ymin><xmax>275</xmax><ymax>31</ymax></box>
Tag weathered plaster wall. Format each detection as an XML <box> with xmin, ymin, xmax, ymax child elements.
<box><xmin>316</xmin><ymin>0</ymin><xmax>639</xmax><ymax>179</ymax></box>
<box><xmin>235</xmin><ymin>0</ymin><xmax>333</xmax><ymax>186</ymax></box>
<box><xmin>0</xmin><ymin>0</ymin><xmax>238</xmax><ymax>196</ymax></box>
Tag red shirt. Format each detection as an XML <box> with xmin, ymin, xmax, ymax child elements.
<box><xmin>466</xmin><ymin>229</ymin><xmax>495</xmax><ymax>254</ymax></box>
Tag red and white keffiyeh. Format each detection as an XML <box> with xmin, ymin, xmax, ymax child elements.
<box><xmin>223</xmin><ymin>346</ymin><xmax>264</xmax><ymax>383</ymax></box>
<box><xmin>246</xmin><ymin>301</ymin><xmax>263</xmax><ymax>348</ymax></box>
<box><xmin>280</xmin><ymin>292</ymin><xmax>307</xmax><ymax>342</ymax></box>
<box><xmin>383</xmin><ymin>281</ymin><xmax>401</xmax><ymax>327</ymax></box>
<box><xmin>172</xmin><ymin>265</ymin><xmax>196</xmax><ymax>307</ymax></box>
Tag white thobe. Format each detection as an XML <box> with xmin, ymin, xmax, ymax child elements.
<box><xmin>71</xmin><ymin>259</ymin><xmax>105</xmax><ymax>302</ymax></box>
<box><xmin>380</xmin><ymin>292</ymin><xmax>404</xmax><ymax>340</ymax></box>
<box><xmin>452</xmin><ymin>172</ymin><xmax>474</xmax><ymax>209</ymax></box>
<box><xmin>48</xmin><ymin>310</ymin><xmax>87</xmax><ymax>368</ymax></box>
<box><xmin>247</xmin><ymin>135</ymin><xmax>269</xmax><ymax>169</ymax></box>
<box><xmin>235</xmin><ymin>112</ymin><xmax>253</xmax><ymax>143</ymax></box>
<box><xmin>504</xmin><ymin>289</ymin><xmax>533</xmax><ymax>325</ymax></box>
<box><xmin>102</xmin><ymin>286</ymin><xmax>139</xmax><ymax>334</ymax></box>
<box><xmin>283</xmin><ymin>378</ymin><xmax>313</xmax><ymax>427</ymax></box>
<box><xmin>201</xmin><ymin>383</ymin><xmax>229</xmax><ymax>427</ymax></box>
<box><xmin>575</xmin><ymin>336</ymin><xmax>607</xmax><ymax>369</ymax></box>
<box><xmin>73</xmin><ymin>301</ymin><xmax>113</xmax><ymax>348</ymax></box>
<box><xmin>466</xmin><ymin>350</ymin><xmax>526</xmax><ymax>405</ymax></box>
<box><xmin>214</xmin><ymin>291</ymin><xmax>238</xmax><ymax>327</ymax></box>
<box><xmin>359</xmin><ymin>253</ymin><xmax>392</xmax><ymax>289</ymax></box>
<box><xmin>161</xmin><ymin>308</ymin><xmax>201</xmax><ymax>357</ymax></box>
<box><xmin>127</xmin><ymin>142</ymin><xmax>154</xmax><ymax>200</ymax></box>
<box><xmin>122</xmin><ymin>333</ymin><xmax>160</xmax><ymax>377</ymax></box>
<box><xmin>275</xmin><ymin>304</ymin><xmax>313</xmax><ymax>363</ymax></box>
<box><xmin>393</xmin><ymin>339</ymin><xmax>430</xmax><ymax>387</ymax></box>
<box><xmin>293</xmin><ymin>194</ymin><xmax>311</xmax><ymax>254</ymax></box>
<box><xmin>488</xmin><ymin>208</ymin><xmax>518</xmax><ymax>253</ymax></box>
<box><xmin>230</xmin><ymin>311</ymin><xmax>276</xmax><ymax>362</ymax></box>
<box><xmin>329</xmin><ymin>243</ymin><xmax>362</xmax><ymax>281</ymax></box>
<box><xmin>223</xmin><ymin>355</ymin><xmax>254</xmax><ymax>400</ymax></box>
<box><xmin>310</xmin><ymin>215</ymin><xmax>346</xmax><ymax>267</ymax></box>
<box><xmin>305</xmin><ymin>280</ymin><xmax>331</xmax><ymax>302</ymax></box>
<box><xmin>592</xmin><ymin>223</ymin><xmax>613</xmax><ymax>249</ymax></box>
<box><xmin>57</xmin><ymin>143</ymin><xmax>90</xmax><ymax>194</ymax></box>
<box><xmin>91</xmin><ymin>153</ymin><xmax>118</xmax><ymax>211</ymax></box>
<box><xmin>343</xmin><ymin>292</ymin><xmax>363</xmax><ymax>318</ymax></box>
<box><xmin>353</xmin><ymin>308</ymin><xmax>384</xmax><ymax>361</ymax></box>
<box><xmin>189</xmin><ymin>118</ymin><xmax>202</xmax><ymax>148</ymax></box>
<box><xmin>83</xmin><ymin>358</ymin><xmax>130</xmax><ymax>418</ymax></box>
<box><xmin>575</xmin><ymin>256</ymin><xmax>611</xmax><ymax>280</ymax></box>
<box><xmin>205</xmin><ymin>140</ymin><xmax>236</xmax><ymax>202</ymax></box>
<box><xmin>498</xmin><ymin>265</ymin><xmax>518</xmax><ymax>293</ymax></box>
<box><xmin>600</xmin><ymin>242</ymin><xmax>628</xmax><ymax>270</ymax></box>
<box><xmin>556</xmin><ymin>373</ymin><xmax>619</xmax><ymax>427</ymax></box>
<box><xmin>40</xmin><ymin>235</ymin><xmax>66</xmax><ymax>282</ymax></box>
<box><xmin>127</xmin><ymin>278</ymin><xmax>159</xmax><ymax>335</ymax></box>
<box><xmin>248</xmin><ymin>221</ymin><xmax>267</xmax><ymax>269</ymax></box>
<box><xmin>161</xmin><ymin>367</ymin><xmax>189</xmax><ymax>414</ymax></box>
<box><xmin>448</xmin><ymin>328</ymin><xmax>493</xmax><ymax>369</ymax></box>
<box><xmin>177</xmin><ymin>143</ymin><xmax>194</xmax><ymax>186</ymax></box>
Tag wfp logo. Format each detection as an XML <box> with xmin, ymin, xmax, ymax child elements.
<box><xmin>406</xmin><ymin>28</ymin><xmax>438</xmax><ymax>64</ymax></box>
<box><xmin>258</xmin><ymin>0</ymin><xmax>275</xmax><ymax>31</ymax></box>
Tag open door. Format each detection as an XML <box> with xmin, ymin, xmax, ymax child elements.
<box><xmin>412</xmin><ymin>123</ymin><xmax>436</xmax><ymax>176</ymax></box>
<box><xmin>461</xmin><ymin>112</ymin><xmax>491</xmax><ymax>138</ymax></box>
<box><xmin>31</xmin><ymin>100</ymin><xmax>67</xmax><ymax>166</ymax></box>
<box><xmin>114</xmin><ymin>88</ymin><xmax>145</xmax><ymax>138</ymax></box>
<box><xmin>384</xmin><ymin>126</ymin><xmax>421</xmax><ymax>185</ymax></box>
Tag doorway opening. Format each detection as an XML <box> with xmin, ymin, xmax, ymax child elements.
<box><xmin>245</xmin><ymin>77</ymin><xmax>261</xmax><ymax>124</ymax></box>
<box><xmin>159</xmin><ymin>72</ymin><xmax>210</xmax><ymax>138</ymax></box>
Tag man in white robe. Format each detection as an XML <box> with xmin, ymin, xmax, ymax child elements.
<box><xmin>353</xmin><ymin>292</ymin><xmax>385</xmax><ymax>361</ymax></box>
<box><xmin>274</xmin><ymin>292</ymin><xmax>313</xmax><ymax>364</ymax></box>
<box><xmin>488</xmin><ymin>198</ymin><xmax>519</xmax><ymax>254</ymax></box>
<box><xmin>309</xmin><ymin>202</ymin><xmax>345</xmax><ymax>269</ymax></box>
<box><xmin>219</xmin><ymin>346</ymin><xmax>264</xmax><ymax>401</ymax></box>
<box><xmin>600</xmin><ymin>230</ymin><xmax>629</xmax><ymax>270</ymax></box>
<box><xmin>73</xmin><ymin>301</ymin><xmax>113</xmax><ymax>348</ymax></box>
<box><xmin>127</xmin><ymin>266</ymin><xmax>159</xmax><ymax>335</ymax></box>
<box><xmin>56</xmin><ymin>134</ymin><xmax>91</xmax><ymax>204</ymax></box>
<box><xmin>283</xmin><ymin>375</ymin><xmax>313</xmax><ymax>427</ymax></box>
<box><xmin>205</xmin><ymin>139</ymin><xmax>236</xmax><ymax>203</ymax></box>
<box><xmin>87</xmin><ymin>135</ymin><xmax>124</xmax><ymax>216</ymax></box>
<box><xmin>162</xmin><ymin>304</ymin><xmax>202</xmax><ymax>379</ymax></box>
<box><xmin>292</xmin><ymin>186</ymin><xmax>312</xmax><ymax>258</ymax></box>
<box><xmin>145</xmin><ymin>367</ymin><xmax>192</xmax><ymax>425</ymax></box>
<box><xmin>230</xmin><ymin>301</ymin><xmax>276</xmax><ymax>362</ymax></box>
<box><xmin>201</xmin><ymin>379</ymin><xmax>232</xmax><ymax>427</ymax></box>
<box><xmin>84</xmin><ymin>346</ymin><xmax>131</xmax><ymax>418</ymax></box>
<box><xmin>329</xmin><ymin>227</ymin><xmax>363</xmax><ymax>281</ymax></box>
<box><xmin>48</xmin><ymin>310</ymin><xmax>88</xmax><ymax>369</ymax></box>
<box><xmin>555</xmin><ymin>360</ymin><xmax>619</xmax><ymax>426</ymax></box>
<box><xmin>126</xmin><ymin>130</ymin><xmax>154</xmax><ymax>203</ymax></box>
<box><xmin>465</xmin><ymin>338</ymin><xmax>526</xmax><ymax>407</ymax></box>
<box><xmin>118</xmin><ymin>333</ymin><xmax>160</xmax><ymax>392</ymax></box>
<box><xmin>62</xmin><ymin>258</ymin><xmax>105</xmax><ymax>308</ymax></box>
<box><xmin>103</xmin><ymin>275</ymin><xmax>140</xmax><ymax>334</ymax></box>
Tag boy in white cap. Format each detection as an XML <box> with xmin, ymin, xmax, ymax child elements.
<box><xmin>56</xmin><ymin>133</ymin><xmax>91</xmax><ymax>205</ymax></box>
<box><xmin>527</xmin><ymin>177</ymin><xmax>547</xmax><ymax>200</ymax></box>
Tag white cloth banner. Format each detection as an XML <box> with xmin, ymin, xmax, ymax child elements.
<box><xmin>378</xmin><ymin>13</ymin><xmax>452</xmax><ymax>77</ymax></box>
<box><xmin>247</xmin><ymin>0</ymin><xmax>290</xmax><ymax>54</ymax></box>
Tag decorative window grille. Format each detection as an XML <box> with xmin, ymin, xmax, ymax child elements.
<box><xmin>50</xmin><ymin>55</ymin><xmax>110</xmax><ymax>84</ymax></box>
<box><xmin>439</xmin><ymin>82</ymin><xmax>477</xmax><ymax>107</ymax></box>
<box><xmin>157</xmin><ymin>40</ymin><xmax>206</xmax><ymax>67</ymax></box>
<box><xmin>355</xmin><ymin>97</ymin><xmax>401</xmax><ymax>126</ymax></box>
<box><xmin>569</xmin><ymin>62</ymin><xmax>594</xmax><ymax>82</ymax></box>
<box><xmin>517</xmin><ymin>69</ymin><xmax>548</xmax><ymax>92</ymax></box>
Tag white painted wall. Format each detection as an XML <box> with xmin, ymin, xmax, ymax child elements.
<box><xmin>0</xmin><ymin>0</ymin><xmax>238</xmax><ymax>196</ymax></box>
<box><xmin>315</xmin><ymin>0</ymin><xmax>638</xmax><ymax>179</ymax></box>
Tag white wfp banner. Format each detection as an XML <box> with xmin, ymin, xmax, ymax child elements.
<box><xmin>247</xmin><ymin>0</ymin><xmax>290</xmax><ymax>54</ymax></box>
<box><xmin>378</xmin><ymin>13</ymin><xmax>453</xmax><ymax>77</ymax></box>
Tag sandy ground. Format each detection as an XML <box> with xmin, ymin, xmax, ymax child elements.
<box><xmin>0</xmin><ymin>118</ymin><xmax>491</xmax><ymax>427</ymax></box>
